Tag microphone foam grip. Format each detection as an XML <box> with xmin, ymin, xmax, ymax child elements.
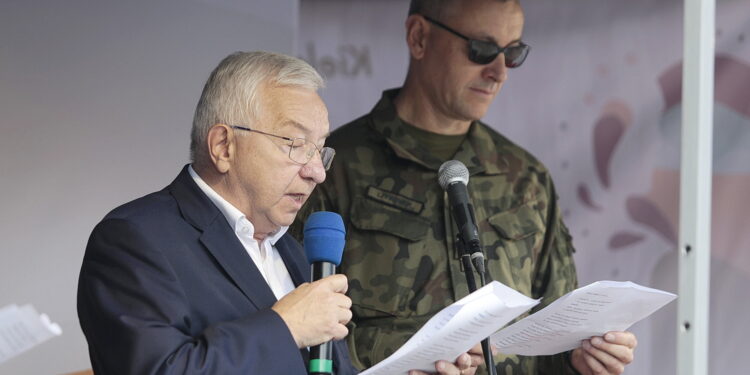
<box><xmin>303</xmin><ymin>211</ymin><xmax>346</xmax><ymax>265</ymax></box>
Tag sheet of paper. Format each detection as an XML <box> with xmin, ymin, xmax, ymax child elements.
<box><xmin>359</xmin><ymin>281</ymin><xmax>538</xmax><ymax>375</ymax></box>
<box><xmin>0</xmin><ymin>304</ymin><xmax>62</xmax><ymax>364</ymax></box>
<box><xmin>491</xmin><ymin>280</ymin><xmax>677</xmax><ymax>356</ymax></box>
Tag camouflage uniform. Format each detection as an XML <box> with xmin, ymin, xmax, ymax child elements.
<box><xmin>293</xmin><ymin>89</ymin><xmax>579</xmax><ymax>375</ymax></box>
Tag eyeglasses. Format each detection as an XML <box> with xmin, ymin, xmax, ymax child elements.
<box><xmin>230</xmin><ymin>125</ymin><xmax>335</xmax><ymax>170</ymax></box>
<box><xmin>422</xmin><ymin>15</ymin><xmax>530</xmax><ymax>67</ymax></box>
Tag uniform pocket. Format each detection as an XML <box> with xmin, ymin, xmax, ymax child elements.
<box><xmin>484</xmin><ymin>202</ymin><xmax>546</xmax><ymax>296</ymax></box>
<box><xmin>487</xmin><ymin>202</ymin><xmax>544</xmax><ymax>241</ymax></box>
<box><xmin>344</xmin><ymin>197</ymin><xmax>431</xmax><ymax>317</ymax></box>
<box><xmin>350</xmin><ymin>196</ymin><xmax>430</xmax><ymax>241</ymax></box>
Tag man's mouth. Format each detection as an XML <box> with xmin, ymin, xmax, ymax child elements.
<box><xmin>470</xmin><ymin>87</ymin><xmax>495</xmax><ymax>96</ymax></box>
<box><xmin>286</xmin><ymin>193</ymin><xmax>307</xmax><ymax>204</ymax></box>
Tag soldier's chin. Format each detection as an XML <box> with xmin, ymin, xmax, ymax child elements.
<box><xmin>464</xmin><ymin>109</ymin><xmax>488</xmax><ymax>122</ymax></box>
<box><xmin>459</xmin><ymin>103</ymin><xmax>491</xmax><ymax>122</ymax></box>
<box><xmin>476</xmin><ymin>104</ymin><xmax>493</xmax><ymax>119</ymax></box>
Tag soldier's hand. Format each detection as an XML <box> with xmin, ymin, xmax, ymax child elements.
<box><xmin>271</xmin><ymin>274</ymin><xmax>352</xmax><ymax>348</ymax></box>
<box><xmin>571</xmin><ymin>331</ymin><xmax>637</xmax><ymax>375</ymax></box>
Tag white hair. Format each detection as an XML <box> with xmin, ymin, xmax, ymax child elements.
<box><xmin>190</xmin><ymin>51</ymin><xmax>324</xmax><ymax>164</ymax></box>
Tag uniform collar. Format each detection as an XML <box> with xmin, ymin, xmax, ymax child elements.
<box><xmin>369</xmin><ymin>88</ymin><xmax>507</xmax><ymax>175</ymax></box>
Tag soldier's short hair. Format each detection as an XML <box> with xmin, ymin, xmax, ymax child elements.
<box><xmin>408</xmin><ymin>0</ymin><xmax>520</xmax><ymax>20</ymax></box>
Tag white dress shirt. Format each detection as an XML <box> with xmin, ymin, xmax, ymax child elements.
<box><xmin>189</xmin><ymin>166</ymin><xmax>296</xmax><ymax>300</ymax></box>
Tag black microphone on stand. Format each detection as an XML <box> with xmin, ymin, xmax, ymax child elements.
<box><xmin>438</xmin><ymin>160</ymin><xmax>496</xmax><ymax>375</ymax></box>
<box><xmin>438</xmin><ymin>160</ymin><xmax>485</xmax><ymax>274</ymax></box>
<box><xmin>304</xmin><ymin>211</ymin><xmax>346</xmax><ymax>375</ymax></box>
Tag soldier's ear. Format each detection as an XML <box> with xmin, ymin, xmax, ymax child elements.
<box><xmin>405</xmin><ymin>14</ymin><xmax>428</xmax><ymax>60</ymax></box>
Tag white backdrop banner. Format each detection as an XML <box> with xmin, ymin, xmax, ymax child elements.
<box><xmin>297</xmin><ymin>0</ymin><xmax>750</xmax><ymax>374</ymax></box>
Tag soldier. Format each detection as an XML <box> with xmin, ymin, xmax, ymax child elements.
<box><xmin>294</xmin><ymin>0</ymin><xmax>638</xmax><ymax>374</ymax></box>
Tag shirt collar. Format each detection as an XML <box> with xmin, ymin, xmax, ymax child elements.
<box><xmin>188</xmin><ymin>165</ymin><xmax>288</xmax><ymax>245</ymax></box>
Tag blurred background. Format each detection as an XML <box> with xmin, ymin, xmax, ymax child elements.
<box><xmin>1</xmin><ymin>0</ymin><xmax>747</xmax><ymax>373</ymax></box>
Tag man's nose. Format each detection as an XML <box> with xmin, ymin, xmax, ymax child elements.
<box><xmin>300</xmin><ymin>153</ymin><xmax>326</xmax><ymax>184</ymax></box>
<box><xmin>483</xmin><ymin>54</ymin><xmax>508</xmax><ymax>83</ymax></box>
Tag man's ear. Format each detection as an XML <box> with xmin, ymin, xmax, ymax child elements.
<box><xmin>405</xmin><ymin>14</ymin><xmax>429</xmax><ymax>60</ymax></box>
<box><xmin>206</xmin><ymin>124</ymin><xmax>234</xmax><ymax>174</ymax></box>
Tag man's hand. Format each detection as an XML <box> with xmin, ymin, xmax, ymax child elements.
<box><xmin>271</xmin><ymin>274</ymin><xmax>352</xmax><ymax>348</ymax></box>
<box><xmin>408</xmin><ymin>347</ymin><xmax>481</xmax><ymax>375</ymax></box>
<box><xmin>571</xmin><ymin>331</ymin><xmax>637</xmax><ymax>375</ymax></box>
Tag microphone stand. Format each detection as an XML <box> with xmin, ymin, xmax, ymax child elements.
<box><xmin>456</xmin><ymin>236</ymin><xmax>497</xmax><ymax>375</ymax></box>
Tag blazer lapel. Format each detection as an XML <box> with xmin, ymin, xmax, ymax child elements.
<box><xmin>169</xmin><ymin>165</ymin><xmax>278</xmax><ymax>310</ymax></box>
<box><xmin>275</xmin><ymin>234</ymin><xmax>310</xmax><ymax>286</ymax></box>
<box><xmin>200</xmin><ymin>219</ymin><xmax>278</xmax><ymax>310</ymax></box>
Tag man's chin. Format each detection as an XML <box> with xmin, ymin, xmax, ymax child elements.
<box><xmin>459</xmin><ymin>111</ymin><xmax>488</xmax><ymax>123</ymax></box>
<box><xmin>456</xmin><ymin>103</ymin><xmax>491</xmax><ymax>122</ymax></box>
<box><xmin>271</xmin><ymin>211</ymin><xmax>300</xmax><ymax>229</ymax></box>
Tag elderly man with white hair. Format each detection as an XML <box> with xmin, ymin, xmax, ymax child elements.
<box><xmin>77</xmin><ymin>51</ymin><xmax>476</xmax><ymax>375</ymax></box>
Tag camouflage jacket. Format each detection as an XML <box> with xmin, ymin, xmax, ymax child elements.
<box><xmin>292</xmin><ymin>89</ymin><xmax>579</xmax><ymax>375</ymax></box>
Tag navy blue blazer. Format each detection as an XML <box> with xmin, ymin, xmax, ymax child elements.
<box><xmin>78</xmin><ymin>166</ymin><xmax>358</xmax><ymax>374</ymax></box>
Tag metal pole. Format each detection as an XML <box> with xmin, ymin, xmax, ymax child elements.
<box><xmin>678</xmin><ymin>0</ymin><xmax>714</xmax><ymax>373</ymax></box>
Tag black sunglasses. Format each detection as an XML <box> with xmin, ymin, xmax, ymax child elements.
<box><xmin>423</xmin><ymin>15</ymin><xmax>530</xmax><ymax>67</ymax></box>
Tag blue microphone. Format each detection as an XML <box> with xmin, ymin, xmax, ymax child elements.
<box><xmin>303</xmin><ymin>211</ymin><xmax>346</xmax><ymax>375</ymax></box>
